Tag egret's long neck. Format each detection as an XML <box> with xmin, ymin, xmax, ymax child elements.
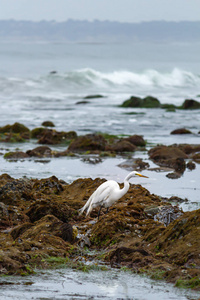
<box><xmin>118</xmin><ymin>176</ymin><xmax>131</xmax><ymax>198</ymax></box>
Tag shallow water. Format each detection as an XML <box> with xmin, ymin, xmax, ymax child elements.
<box><xmin>0</xmin><ymin>268</ymin><xmax>199</xmax><ymax>300</ymax></box>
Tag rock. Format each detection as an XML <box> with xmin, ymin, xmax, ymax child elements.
<box><xmin>192</xmin><ymin>153</ymin><xmax>200</xmax><ymax>163</ymax></box>
<box><xmin>31</xmin><ymin>176</ymin><xmax>64</xmax><ymax>196</ymax></box>
<box><xmin>118</xmin><ymin>158</ymin><xmax>149</xmax><ymax>171</ymax></box>
<box><xmin>10</xmin><ymin>223</ymin><xmax>33</xmax><ymax>240</ymax></box>
<box><xmin>106</xmin><ymin>140</ymin><xmax>136</xmax><ymax>153</ymax></box>
<box><xmin>186</xmin><ymin>161</ymin><xmax>196</xmax><ymax>170</ymax></box>
<box><xmin>84</xmin><ymin>94</ymin><xmax>104</xmax><ymax>99</ymax></box>
<box><xmin>181</xmin><ymin>99</ymin><xmax>200</xmax><ymax>109</ymax></box>
<box><xmin>26</xmin><ymin>146</ymin><xmax>52</xmax><ymax>157</ymax></box>
<box><xmin>148</xmin><ymin>145</ymin><xmax>188</xmax><ymax>170</ymax></box>
<box><xmin>26</xmin><ymin>199</ymin><xmax>72</xmax><ymax>223</ymax></box>
<box><xmin>76</xmin><ymin>100</ymin><xmax>90</xmax><ymax>105</ymax></box>
<box><xmin>154</xmin><ymin>205</ymin><xmax>183</xmax><ymax>226</ymax></box>
<box><xmin>20</xmin><ymin>214</ymin><xmax>74</xmax><ymax>244</ymax></box>
<box><xmin>149</xmin><ymin>146</ymin><xmax>188</xmax><ymax>176</ymax></box>
<box><xmin>125</xmin><ymin>134</ymin><xmax>146</xmax><ymax>147</ymax></box>
<box><xmin>0</xmin><ymin>122</ymin><xmax>30</xmax><ymax>142</ymax></box>
<box><xmin>166</xmin><ymin>172</ymin><xmax>182</xmax><ymax>179</ymax></box>
<box><xmin>173</xmin><ymin>157</ymin><xmax>186</xmax><ymax>173</ymax></box>
<box><xmin>0</xmin><ymin>174</ymin><xmax>14</xmax><ymax>187</ymax></box>
<box><xmin>4</xmin><ymin>151</ymin><xmax>29</xmax><ymax>160</ymax></box>
<box><xmin>171</xmin><ymin>128</ymin><xmax>192</xmax><ymax>134</ymax></box>
<box><xmin>144</xmin><ymin>205</ymin><xmax>161</xmax><ymax>217</ymax></box>
<box><xmin>0</xmin><ymin>202</ymin><xmax>10</xmax><ymax>229</ymax></box>
<box><xmin>31</xmin><ymin>127</ymin><xmax>77</xmax><ymax>144</ymax></box>
<box><xmin>161</xmin><ymin>103</ymin><xmax>177</xmax><ymax>111</ymax></box>
<box><xmin>152</xmin><ymin>209</ymin><xmax>200</xmax><ymax>269</ymax></box>
<box><xmin>68</xmin><ymin>134</ymin><xmax>107</xmax><ymax>152</ymax></box>
<box><xmin>168</xmin><ymin>196</ymin><xmax>188</xmax><ymax>203</ymax></box>
<box><xmin>41</xmin><ymin>121</ymin><xmax>55</xmax><ymax>127</ymax></box>
<box><xmin>0</xmin><ymin>122</ymin><xmax>30</xmax><ymax>134</ymax></box>
<box><xmin>120</xmin><ymin>96</ymin><xmax>143</xmax><ymax>108</ymax></box>
<box><xmin>142</xmin><ymin>96</ymin><xmax>161</xmax><ymax>108</ymax></box>
<box><xmin>121</xmin><ymin>95</ymin><xmax>161</xmax><ymax>108</ymax></box>
<box><xmin>0</xmin><ymin>133</ymin><xmax>27</xmax><ymax>143</ymax></box>
<box><xmin>31</xmin><ymin>127</ymin><xmax>47</xmax><ymax>139</ymax></box>
<box><xmin>81</xmin><ymin>156</ymin><xmax>103</xmax><ymax>164</ymax></box>
<box><xmin>0</xmin><ymin>179</ymin><xmax>33</xmax><ymax>206</ymax></box>
<box><xmin>37</xmin><ymin>129</ymin><xmax>77</xmax><ymax>145</ymax></box>
<box><xmin>177</xmin><ymin>144</ymin><xmax>200</xmax><ymax>155</ymax></box>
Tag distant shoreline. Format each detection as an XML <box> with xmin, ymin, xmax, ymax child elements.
<box><xmin>0</xmin><ymin>19</ymin><xmax>200</xmax><ymax>42</ymax></box>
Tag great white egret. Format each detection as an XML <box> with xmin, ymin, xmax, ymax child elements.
<box><xmin>79</xmin><ymin>171</ymin><xmax>148</xmax><ymax>219</ymax></box>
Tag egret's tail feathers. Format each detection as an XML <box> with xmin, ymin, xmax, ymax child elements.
<box><xmin>79</xmin><ymin>194</ymin><xmax>94</xmax><ymax>216</ymax></box>
<box><xmin>78</xmin><ymin>207</ymin><xmax>85</xmax><ymax>216</ymax></box>
<box><xmin>85</xmin><ymin>204</ymin><xmax>93</xmax><ymax>216</ymax></box>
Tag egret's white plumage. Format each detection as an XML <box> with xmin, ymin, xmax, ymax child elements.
<box><xmin>79</xmin><ymin>171</ymin><xmax>148</xmax><ymax>218</ymax></box>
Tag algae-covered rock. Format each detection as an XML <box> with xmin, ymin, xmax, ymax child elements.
<box><xmin>32</xmin><ymin>176</ymin><xmax>64</xmax><ymax>195</ymax></box>
<box><xmin>4</xmin><ymin>151</ymin><xmax>29</xmax><ymax>160</ymax></box>
<box><xmin>26</xmin><ymin>146</ymin><xmax>52</xmax><ymax>157</ymax></box>
<box><xmin>121</xmin><ymin>95</ymin><xmax>160</xmax><ymax>108</ymax></box>
<box><xmin>192</xmin><ymin>153</ymin><xmax>200</xmax><ymax>163</ymax></box>
<box><xmin>31</xmin><ymin>127</ymin><xmax>77</xmax><ymax>144</ymax></box>
<box><xmin>0</xmin><ymin>202</ymin><xmax>10</xmax><ymax>229</ymax></box>
<box><xmin>118</xmin><ymin>158</ymin><xmax>150</xmax><ymax>171</ymax></box>
<box><xmin>0</xmin><ymin>179</ymin><xmax>34</xmax><ymax>206</ymax></box>
<box><xmin>148</xmin><ymin>144</ymin><xmax>200</xmax><ymax>174</ymax></box>
<box><xmin>125</xmin><ymin>134</ymin><xmax>146</xmax><ymax>147</ymax></box>
<box><xmin>171</xmin><ymin>128</ymin><xmax>192</xmax><ymax>134</ymax></box>
<box><xmin>186</xmin><ymin>161</ymin><xmax>196</xmax><ymax>170</ymax></box>
<box><xmin>0</xmin><ymin>173</ymin><xmax>14</xmax><ymax>187</ymax></box>
<box><xmin>26</xmin><ymin>199</ymin><xmax>73</xmax><ymax>223</ymax></box>
<box><xmin>0</xmin><ymin>174</ymin><xmax>199</xmax><ymax>289</ymax></box>
<box><xmin>68</xmin><ymin>134</ymin><xmax>107</xmax><ymax>152</ymax></box>
<box><xmin>84</xmin><ymin>94</ymin><xmax>104</xmax><ymax>99</ymax></box>
<box><xmin>0</xmin><ymin>214</ymin><xmax>75</xmax><ymax>275</ymax></box>
<box><xmin>181</xmin><ymin>99</ymin><xmax>200</xmax><ymax>109</ymax></box>
<box><xmin>0</xmin><ymin>122</ymin><xmax>30</xmax><ymax>134</ymax></box>
<box><xmin>177</xmin><ymin>144</ymin><xmax>200</xmax><ymax>155</ymax></box>
<box><xmin>38</xmin><ymin>129</ymin><xmax>77</xmax><ymax>145</ymax></box>
<box><xmin>161</xmin><ymin>103</ymin><xmax>177</xmax><ymax>111</ymax></box>
<box><xmin>0</xmin><ymin>133</ymin><xmax>27</xmax><ymax>143</ymax></box>
<box><xmin>148</xmin><ymin>145</ymin><xmax>188</xmax><ymax>173</ymax></box>
<box><xmin>106</xmin><ymin>140</ymin><xmax>136</xmax><ymax>153</ymax></box>
<box><xmin>41</xmin><ymin>121</ymin><xmax>55</xmax><ymax>127</ymax></box>
<box><xmin>0</xmin><ymin>122</ymin><xmax>30</xmax><ymax>142</ymax></box>
<box><xmin>142</xmin><ymin>96</ymin><xmax>161</xmax><ymax>108</ymax></box>
<box><xmin>31</xmin><ymin>127</ymin><xmax>47</xmax><ymax>139</ymax></box>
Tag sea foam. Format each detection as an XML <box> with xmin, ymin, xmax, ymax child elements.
<box><xmin>0</xmin><ymin>68</ymin><xmax>199</xmax><ymax>96</ymax></box>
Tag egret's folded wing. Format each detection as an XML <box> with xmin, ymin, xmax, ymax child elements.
<box><xmin>91</xmin><ymin>185</ymin><xmax>111</xmax><ymax>206</ymax></box>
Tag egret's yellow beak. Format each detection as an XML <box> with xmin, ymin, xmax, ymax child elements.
<box><xmin>136</xmin><ymin>172</ymin><xmax>149</xmax><ymax>178</ymax></box>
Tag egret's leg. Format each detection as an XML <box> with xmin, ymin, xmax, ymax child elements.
<box><xmin>97</xmin><ymin>206</ymin><xmax>102</xmax><ymax>219</ymax></box>
<box><xmin>105</xmin><ymin>208</ymin><xmax>109</xmax><ymax>214</ymax></box>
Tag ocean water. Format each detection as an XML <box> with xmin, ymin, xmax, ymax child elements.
<box><xmin>0</xmin><ymin>40</ymin><xmax>200</xmax><ymax>299</ymax></box>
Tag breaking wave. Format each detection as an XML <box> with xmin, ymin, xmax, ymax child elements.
<box><xmin>0</xmin><ymin>68</ymin><xmax>199</xmax><ymax>96</ymax></box>
<box><xmin>47</xmin><ymin>67</ymin><xmax>200</xmax><ymax>90</ymax></box>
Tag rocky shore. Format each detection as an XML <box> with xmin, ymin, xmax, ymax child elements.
<box><xmin>0</xmin><ymin>121</ymin><xmax>199</xmax><ymax>290</ymax></box>
<box><xmin>0</xmin><ymin>173</ymin><xmax>199</xmax><ymax>290</ymax></box>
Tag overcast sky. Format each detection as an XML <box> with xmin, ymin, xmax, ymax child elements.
<box><xmin>0</xmin><ymin>0</ymin><xmax>199</xmax><ymax>23</ymax></box>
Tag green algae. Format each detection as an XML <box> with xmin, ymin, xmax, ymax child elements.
<box><xmin>175</xmin><ymin>277</ymin><xmax>200</xmax><ymax>289</ymax></box>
